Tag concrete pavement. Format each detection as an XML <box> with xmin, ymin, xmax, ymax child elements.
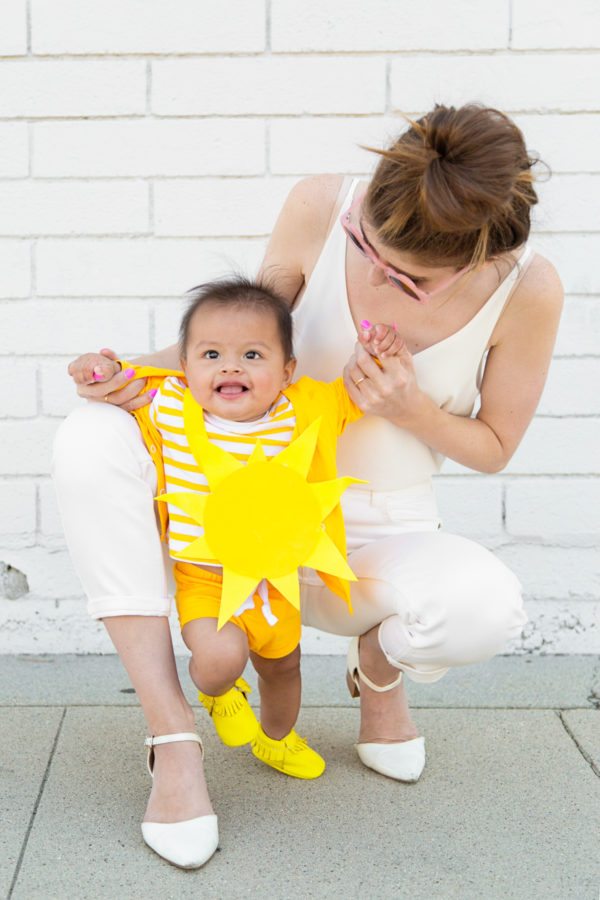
<box><xmin>1</xmin><ymin>653</ymin><xmax>599</xmax><ymax>900</ymax></box>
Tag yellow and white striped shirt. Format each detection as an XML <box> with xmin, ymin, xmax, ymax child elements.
<box><xmin>149</xmin><ymin>376</ymin><xmax>296</xmax><ymax>562</ymax></box>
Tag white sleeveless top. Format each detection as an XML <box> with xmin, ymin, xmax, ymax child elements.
<box><xmin>292</xmin><ymin>178</ymin><xmax>531</xmax><ymax>491</ymax></box>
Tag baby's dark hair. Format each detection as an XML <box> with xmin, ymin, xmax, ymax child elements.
<box><xmin>179</xmin><ymin>275</ymin><xmax>294</xmax><ymax>362</ymax></box>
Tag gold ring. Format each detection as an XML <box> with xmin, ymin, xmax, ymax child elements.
<box><xmin>354</xmin><ymin>377</ymin><xmax>365</xmax><ymax>386</ymax></box>
<box><xmin>104</xmin><ymin>395</ymin><xmax>110</xmax><ymax>403</ymax></box>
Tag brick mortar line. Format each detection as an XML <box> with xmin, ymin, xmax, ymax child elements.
<box><xmin>7</xmin><ymin>706</ymin><xmax>67</xmax><ymax>899</ymax></box>
<box><xmin>2</xmin><ymin>50</ymin><xmax>600</xmax><ymax>61</ymax></box>
<box><xmin>265</xmin><ymin>0</ymin><xmax>271</xmax><ymax>53</ymax></box>
<box><xmin>2</xmin><ymin>110</ymin><xmax>600</xmax><ymax>121</ymax></box>
<box><xmin>25</xmin><ymin>0</ymin><xmax>32</xmax><ymax>57</ymax></box>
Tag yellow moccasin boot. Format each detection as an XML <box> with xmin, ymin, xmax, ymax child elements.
<box><xmin>251</xmin><ymin>725</ymin><xmax>325</xmax><ymax>779</ymax></box>
<box><xmin>198</xmin><ymin>677</ymin><xmax>258</xmax><ymax>747</ymax></box>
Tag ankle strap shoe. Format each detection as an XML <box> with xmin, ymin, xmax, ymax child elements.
<box><xmin>141</xmin><ymin>732</ymin><xmax>218</xmax><ymax>868</ymax></box>
<box><xmin>346</xmin><ymin>637</ymin><xmax>426</xmax><ymax>783</ymax></box>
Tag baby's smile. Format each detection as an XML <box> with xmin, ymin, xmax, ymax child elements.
<box><xmin>216</xmin><ymin>381</ymin><xmax>249</xmax><ymax>397</ymax></box>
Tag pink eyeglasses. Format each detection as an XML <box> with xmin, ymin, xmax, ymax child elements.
<box><xmin>340</xmin><ymin>193</ymin><xmax>471</xmax><ymax>304</ymax></box>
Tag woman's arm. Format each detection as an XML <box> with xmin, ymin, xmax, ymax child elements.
<box><xmin>345</xmin><ymin>256</ymin><xmax>564</xmax><ymax>474</ymax></box>
<box><xmin>257</xmin><ymin>174</ymin><xmax>344</xmax><ymax>306</ymax></box>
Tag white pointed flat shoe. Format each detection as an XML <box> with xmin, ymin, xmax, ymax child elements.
<box><xmin>347</xmin><ymin>636</ymin><xmax>426</xmax><ymax>783</ymax></box>
<box><xmin>356</xmin><ymin>736</ymin><xmax>425</xmax><ymax>783</ymax></box>
<box><xmin>141</xmin><ymin>732</ymin><xmax>219</xmax><ymax>869</ymax></box>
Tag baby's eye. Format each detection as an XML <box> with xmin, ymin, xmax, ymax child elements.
<box><xmin>203</xmin><ymin>350</ymin><xmax>220</xmax><ymax>359</ymax></box>
<box><xmin>244</xmin><ymin>350</ymin><xmax>261</xmax><ymax>359</ymax></box>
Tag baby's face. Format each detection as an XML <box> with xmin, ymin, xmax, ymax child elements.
<box><xmin>181</xmin><ymin>303</ymin><xmax>296</xmax><ymax>422</ymax></box>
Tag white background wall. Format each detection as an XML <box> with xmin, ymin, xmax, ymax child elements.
<box><xmin>0</xmin><ymin>0</ymin><xmax>599</xmax><ymax>654</ymax></box>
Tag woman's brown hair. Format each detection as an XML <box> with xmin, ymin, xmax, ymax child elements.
<box><xmin>364</xmin><ymin>104</ymin><xmax>541</xmax><ymax>268</ymax></box>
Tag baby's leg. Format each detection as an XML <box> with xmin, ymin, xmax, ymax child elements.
<box><xmin>250</xmin><ymin>646</ymin><xmax>325</xmax><ymax>779</ymax></box>
<box><xmin>250</xmin><ymin>645</ymin><xmax>301</xmax><ymax>740</ymax></box>
<box><xmin>183</xmin><ymin>618</ymin><xmax>249</xmax><ymax>696</ymax></box>
<box><xmin>183</xmin><ymin>618</ymin><xmax>258</xmax><ymax>747</ymax></box>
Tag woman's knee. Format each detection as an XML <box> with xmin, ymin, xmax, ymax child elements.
<box><xmin>52</xmin><ymin>402</ymin><xmax>157</xmax><ymax>516</ymax></box>
<box><xmin>427</xmin><ymin>536</ymin><xmax>526</xmax><ymax>661</ymax></box>
<box><xmin>53</xmin><ymin>403</ymin><xmax>140</xmax><ymax>483</ymax></box>
<box><xmin>352</xmin><ymin>531</ymin><xmax>526</xmax><ymax>668</ymax></box>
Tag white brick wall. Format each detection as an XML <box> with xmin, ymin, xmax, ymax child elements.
<box><xmin>1</xmin><ymin>1</ymin><xmax>598</xmax><ymax>654</ymax></box>
<box><xmin>0</xmin><ymin>1</ymin><xmax>27</xmax><ymax>56</ymax></box>
<box><xmin>33</xmin><ymin>120</ymin><xmax>266</xmax><ymax>177</ymax></box>
<box><xmin>511</xmin><ymin>0</ymin><xmax>600</xmax><ymax>49</ymax></box>
<box><xmin>0</xmin><ymin>181</ymin><xmax>150</xmax><ymax>235</ymax></box>
<box><xmin>270</xmin><ymin>1</ymin><xmax>509</xmax><ymax>51</ymax></box>
<box><xmin>390</xmin><ymin>54</ymin><xmax>600</xmax><ymax>113</ymax></box>
<box><xmin>152</xmin><ymin>57</ymin><xmax>387</xmax><ymax>115</ymax></box>
<box><xmin>0</xmin><ymin>241</ymin><xmax>30</xmax><ymax>297</ymax></box>
<box><xmin>30</xmin><ymin>0</ymin><xmax>266</xmax><ymax>55</ymax></box>
<box><xmin>0</xmin><ymin>123</ymin><xmax>28</xmax><ymax>177</ymax></box>
<box><xmin>0</xmin><ymin>60</ymin><xmax>147</xmax><ymax>117</ymax></box>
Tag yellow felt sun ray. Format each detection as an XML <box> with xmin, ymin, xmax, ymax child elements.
<box><xmin>268</xmin><ymin>572</ymin><xmax>301</xmax><ymax>612</ymax></box>
<box><xmin>247</xmin><ymin>441</ymin><xmax>267</xmax><ymax>464</ymax></box>
<box><xmin>171</xmin><ymin>535</ymin><xmax>216</xmax><ymax>563</ymax></box>
<box><xmin>183</xmin><ymin>390</ymin><xmax>242</xmax><ymax>488</ymax></box>
<box><xmin>218</xmin><ymin>571</ymin><xmax>263</xmax><ymax>630</ymax></box>
<box><xmin>190</xmin><ymin>436</ymin><xmax>243</xmax><ymax>490</ymax></box>
<box><xmin>275</xmin><ymin>418</ymin><xmax>321</xmax><ymax>477</ymax></box>
<box><xmin>303</xmin><ymin>531</ymin><xmax>358</xmax><ymax>582</ymax></box>
<box><xmin>311</xmin><ymin>476</ymin><xmax>364</xmax><ymax>521</ymax></box>
<box><xmin>157</xmin><ymin>491</ymin><xmax>208</xmax><ymax>522</ymax></box>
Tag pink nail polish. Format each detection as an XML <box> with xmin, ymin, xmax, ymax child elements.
<box><xmin>124</xmin><ymin>368</ymin><xmax>135</xmax><ymax>378</ymax></box>
<box><xmin>100</xmin><ymin>348</ymin><xmax>111</xmax><ymax>354</ymax></box>
<box><xmin>360</xmin><ymin>319</ymin><xmax>371</xmax><ymax>329</ymax></box>
<box><xmin>149</xmin><ymin>389</ymin><xmax>158</xmax><ymax>398</ymax></box>
<box><xmin>92</xmin><ymin>372</ymin><xmax>102</xmax><ymax>381</ymax></box>
<box><xmin>393</xmin><ymin>322</ymin><xmax>399</xmax><ymax>331</ymax></box>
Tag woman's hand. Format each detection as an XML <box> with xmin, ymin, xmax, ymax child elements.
<box><xmin>344</xmin><ymin>331</ymin><xmax>427</xmax><ymax>426</ymax></box>
<box><xmin>67</xmin><ymin>348</ymin><xmax>152</xmax><ymax>412</ymax></box>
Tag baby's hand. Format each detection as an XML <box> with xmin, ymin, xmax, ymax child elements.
<box><xmin>68</xmin><ymin>349</ymin><xmax>122</xmax><ymax>385</ymax></box>
<box><xmin>358</xmin><ymin>320</ymin><xmax>404</xmax><ymax>358</ymax></box>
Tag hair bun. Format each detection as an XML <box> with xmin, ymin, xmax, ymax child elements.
<box><xmin>365</xmin><ymin>103</ymin><xmax>540</xmax><ymax>265</ymax></box>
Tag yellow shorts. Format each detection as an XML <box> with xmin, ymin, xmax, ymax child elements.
<box><xmin>174</xmin><ymin>562</ymin><xmax>301</xmax><ymax>660</ymax></box>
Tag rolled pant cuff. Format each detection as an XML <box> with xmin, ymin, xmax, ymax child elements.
<box><xmin>87</xmin><ymin>596</ymin><xmax>172</xmax><ymax>620</ymax></box>
<box><xmin>397</xmin><ymin>662</ymin><xmax>450</xmax><ymax>684</ymax></box>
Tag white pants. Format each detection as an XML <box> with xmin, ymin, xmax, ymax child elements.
<box><xmin>52</xmin><ymin>403</ymin><xmax>527</xmax><ymax>683</ymax></box>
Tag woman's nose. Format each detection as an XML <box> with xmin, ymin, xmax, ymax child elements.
<box><xmin>367</xmin><ymin>264</ymin><xmax>387</xmax><ymax>287</ymax></box>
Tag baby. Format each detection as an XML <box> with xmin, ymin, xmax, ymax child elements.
<box><xmin>132</xmin><ymin>276</ymin><xmax>402</xmax><ymax>780</ymax></box>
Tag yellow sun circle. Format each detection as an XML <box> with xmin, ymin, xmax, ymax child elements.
<box><xmin>204</xmin><ymin>462</ymin><xmax>322</xmax><ymax>579</ymax></box>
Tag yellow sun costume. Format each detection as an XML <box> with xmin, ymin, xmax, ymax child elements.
<box><xmin>130</xmin><ymin>366</ymin><xmax>363</xmax><ymax>653</ymax></box>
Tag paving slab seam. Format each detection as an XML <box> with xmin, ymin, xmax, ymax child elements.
<box><xmin>557</xmin><ymin>709</ymin><xmax>600</xmax><ymax>779</ymax></box>
<box><xmin>2</xmin><ymin>703</ymin><xmax>599</xmax><ymax>711</ymax></box>
<box><xmin>7</xmin><ymin>707</ymin><xmax>67</xmax><ymax>900</ymax></box>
